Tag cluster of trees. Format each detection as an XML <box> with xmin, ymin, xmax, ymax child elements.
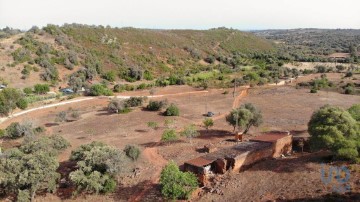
<box><xmin>308</xmin><ymin>104</ymin><xmax>360</xmax><ymax>162</ymax></box>
<box><xmin>0</xmin><ymin>135</ymin><xmax>70</xmax><ymax>201</ymax></box>
<box><xmin>69</xmin><ymin>142</ymin><xmax>127</xmax><ymax>194</ymax></box>
<box><xmin>0</xmin><ymin>88</ymin><xmax>28</xmax><ymax>116</ymax></box>
<box><xmin>69</xmin><ymin>142</ymin><xmax>141</xmax><ymax>194</ymax></box>
<box><xmin>256</xmin><ymin>29</ymin><xmax>360</xmax><ymax>63</ymax></box>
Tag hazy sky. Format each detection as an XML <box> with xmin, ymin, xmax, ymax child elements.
<box><xmin>0</xmin><ymin>0</ymin><xmax>359</xmax><ymax>30</ymax></box>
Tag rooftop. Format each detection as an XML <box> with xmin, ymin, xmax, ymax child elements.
<box><xmin>185</xmin><ymin>141</ymin><xmax>272</xmax><ymax>168</ymax></box>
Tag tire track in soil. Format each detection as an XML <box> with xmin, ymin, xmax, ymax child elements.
<box><xmin>128</xmin><ymin>87</ymin><xmax>249</xmax><ymax>202</ymax></box>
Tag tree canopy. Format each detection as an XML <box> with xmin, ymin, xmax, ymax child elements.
<box><xmin>308</xmin><ymin>105</ymin><xmax>360</xmax><ymax>161</ymax></box>
<box><xmin>0</xmin><ymin>135</ymin><xmax>69</xmax><ymax>201</ymax></box>
<box><xmin>160</xmin><ymin>161</ymin><xmax>198</xmax><ymax>200</ymax></box>
<box><xmin>69</xmin><ymin>141</ymin><xmax>129</xmax><ymax>194</ymax></box>
<box><xmin>225</xmin><ymin>103</ymin><xmax>263</xmax><ymax>134</ymax></box>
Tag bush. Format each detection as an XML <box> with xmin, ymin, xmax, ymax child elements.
<box><xmin>5</xmin><ymin>121</ymin><xmax>34</xmax><ymax>139</ymax></box>
<box><xmin>102</xmin><ymin>71</ymin><xmax>116</xmax><ymax>82</ymax></box>
<box><xmin>147</xmin><ymin>121</ymin><xmax>159</xmax><ymax>130</ymax></box>
<box><xmin>160</xmin><ymin>161</ymin><xmax>198</xmax><ymax>200</ymax></box>
<box><xmin>34</xmin><ymin>84</ymin><xmax>50</xmax><ymax>94</ymax></box>
<box><xmin>146</xmin><ymin>100</ymin><xmax>168</xmax><ymax>111</ymax></box>
<box><xmin>124</xmin><ymin>145</ymin><xmax>141</xmax><ymax>161</ymax></box>
<box><xmin>23</xmin><ymin>87</ymin><xmax>33</xmax><ymax>95</ymax></box>
<box><xmin>348</xmin><ymin>104</ymin><xmax>360</xmax><ymax>121</ymax></box>
<box><xmin>203</xmin><ymin>118</ymin><xmax>214</xmax><ymax>130</ymax></box>
<box><xmin>16</xmin><ymin>98</ymin><xmax>28</xmax><ymax>110</ymax></box>
<box><xmin>102</xmin><ymin>178</ymin><xmax>117</xmax><ymax>193</ymax></box>
<box><xmin>310</xmin><ymin>88</ymin><xmax>317</xmax><ymax>93</ymax></box>
<box><xmin>113</xmin><ymin>84</ymin><xmax>125</xmax><ymax>93</ymax></box>
<box><xmin>164</xmin><ymin>104</ymin><xmax>180</xmax><ymax>116</ymax></box>
<box><xmin>161</xmin><ymin>129</ymin><xmax>178</xmax><ymax>142</ymax></box>
<box><xmin>143</xmin><ymin>70</ymin><xmax>153</xmax><ymax>80</ymax></box>
<box><xmin>344</xmin><ymin>86</ymin><xmax>354</xmax><ymax>95</ymax></box>
<box><xmin>345</xmin><ymin>71</ymin><xmax>353</xmax><ymax>78</ymax></box>
<box><xmin>89</xmin><ymin>84</ymin><xmax>113</xmax><ymax>96</ymax></box>
<box><xmin>108</xmin><ymin>99</ymin><xmax>128</xmax><ymax>114</ymax></box>
<box><xmin>55</xmin><ymin>111</ymin><xmax>67</xmax><ymax>122</ymax></box>
<box><xmin>124</xmin><ymin>97</ymin><xmax>145</xmax><ymax>107</ymax></box>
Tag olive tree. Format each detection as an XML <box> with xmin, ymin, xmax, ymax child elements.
<box><xmin>225</xmin><ymin>103</ymin><xmax>263</xmax><ymax>134</ymax></box>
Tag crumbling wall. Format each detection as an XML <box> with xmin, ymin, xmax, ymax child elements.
<box><xmin>272</xmin><ymin>135</ymin><xmax>292</xmax><ymax>157</ymax></box>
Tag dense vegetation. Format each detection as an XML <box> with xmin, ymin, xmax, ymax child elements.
<box><xmin>0</xmin><ymin>135</ymin><xmax>70</xmax><ymax>201</ymax></box>
<box><xmin>254</xmin><ymin>29</ymin><xmax>360</xmax><ymax>63</ymax></box>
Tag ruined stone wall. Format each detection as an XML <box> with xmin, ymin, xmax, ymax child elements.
<box><xmin>272</xmin><ymin>135</ymin><xmax>292</xmax><ymax>157</ymax></box>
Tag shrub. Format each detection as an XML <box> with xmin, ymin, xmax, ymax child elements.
<box><xmin>89</xmin><ymin>84</ymin><xmax>113</xmax><ymax>96</ymax></box>
<box><xmin>310</xmin><ymin>88</ymin><xmax>317</xmax><ymax>93</ymax></box>
<box><xmin>55</xmin><ymin>111</ymin><xmax>67</xmax><ymax>122</ymax></box>
<box><xmin>113</xmin><ymin>84</ymin><xmax>125</xmax><ymax>93</ymax></box>
<box><xmin>203</xmin><ymin>118</ymin><xmax>214</xmax><ymax>130</ymax></box>
<box><xmin>102</xmin><ymin>71</ymin><xmax>116</xmax><ymax>82</ymax></box>
<box><xmin>146</xmin><ymin>100</ymin><xmax>168</xmax><ymax>111</ymax></box>
<box><xmin>161</xmin><ymin>129</ymin><xmax>178</xmax><ymax>142</ymax></box>
<box><xmin>124</xmin><ymin>145</ymin><xmax>141</xmax><ymax>161</ymax></box>
<box><xmin>143</xmin><ymin>70</ymin><xmax>153</xmax><ymax>80</ymax></box>
<box><xmin>102</xmin><ymin>178</ymin><xmax>117</xmax><ymax>193</ymax></box>
<box><xmin>164</xmin><ymin>104</ymin><xmax>180</xmax><ymax>116</ymax></box>
<box><xmin>5</xmin><ymin>121</ymin><xmax>34</xmax><ymax>139</ymax></box>
<box><xmin>345</xmin><ymin>71</ymin><xmax>353</xmax><ymax>78</ymax></box>
<box><xmin>16</xmin><ymin>98</ymin><xmax>28</xmax><ymax>110</ymax></box>
<box><xmin>34</xmin><ymin>84</ymin><xmax>50</xmax><ymax>94</ymax></box>
<box><xmin>124</xmin><ymin>97</ymin><xmax>145</xmax><ymax>107</ymax></box>
<box><xmin>180</xmin><ymin>124</ymin><xmax>199</xmax><ymax>143</ymax></box>
<box><xmin>23</xmin><ymin>87</ymin><xmax>33</xmax><ymax>95</ymax></box>
<box><xmin>147</xmin><ymin>121</ymin><xmax>159</xmax><ymax>130</ymax></box>
<box><xmin>108</xmin><ymin>99</ymin><xmax>127</xmax><ymax>114</ymax></box>
<box><xmin>348</xmin><ymin>104</ymin><xmax>360</xmax><ymax>121</ymax></box>
<box><xmin>160</xmin><ymin>161</ymin><xmax>198</xmax><ymax>200</ymax></box>
<box><xmin>344</xmin><ymin>86</ymin><xmax>354</xmax><ymax>95</ymax></box>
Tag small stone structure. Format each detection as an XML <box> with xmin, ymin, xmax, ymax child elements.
<box><xmin>184</xmin><ymin>131</ymin><xmax>292</xmax><ymax>185</ymax></box>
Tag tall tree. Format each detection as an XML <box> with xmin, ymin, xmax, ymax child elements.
<box><xmin>226</xmin><ymin>103</ymin><xmax>263</xmax><ymax>134</ymax></box>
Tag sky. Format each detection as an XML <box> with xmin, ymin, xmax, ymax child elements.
<box><xmin>0</xmin><ymin>0</ymin><xmax>359</xmax><ymax>30</ymax></box>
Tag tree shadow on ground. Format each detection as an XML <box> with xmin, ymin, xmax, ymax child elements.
<box><xmin>279</xmin><ymin>192</ymin><xmax>360</xmax><ymax>202</ymax></box>
<box><xmin>196</xmin><ymin>129</ymin><xmax>233</xmax><ymax>140</ymax></box>
<box><xmin>247</xmin><ymin>151</ymin><xmax>333</xmax><ymax>174</ymax></box>
<box><xmin>95</xmin><ymin>109</ymin><xmax>113</xmax><ymax>116</ymax></box>
<box><xmin>140</xmin><ymin>140</ymin><xmax>186</xmax><ymax>148</ymax></box>
<box><xmin>113</xmin><ymin>180</ymin><xmax>162</xmax><ymax>201</ymax></box>
<box><xmin>45</xmin><ymin>123</ymin><xmax>59</xmax><ymax>127</ymax></box>
<box><xmin>54</xmin><ymin>160</ymin><xmax>78</xmax><ymax>200</ymax></box>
